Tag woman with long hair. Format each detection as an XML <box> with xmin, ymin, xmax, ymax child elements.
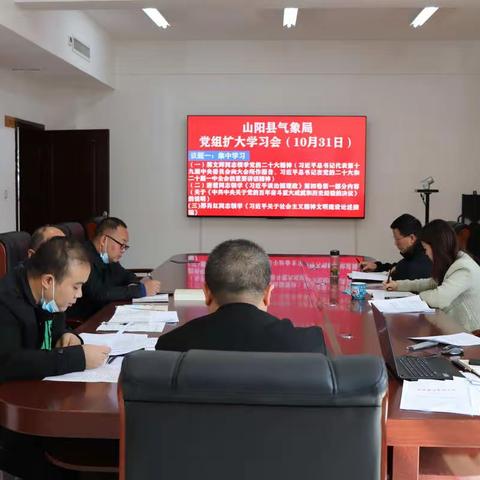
<box><xmin>384</xmin><ymin>219</ymin><xmax>480</xmax><ymax>332</ymax></box>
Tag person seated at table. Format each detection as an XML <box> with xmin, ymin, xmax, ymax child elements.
<box><xmin>0</xmin><ymin>237</ymin><xmax>110</xmax><ymax>479</ymax></box>
<box><xmin>447</xmin><ymin>221</ymin><xmax>480</xmax><ymax>265</ymax></box>
<box><xmin>68</xmin><ymin>217</ymin><xmax>161</xmax><ymax>319</ymax></box>
<box><xmin>0</xmin><ymin>236</ymin><xmax>110</xmax><ymax>382</ymax></box>
<box><xmin>27</xmin><ymin>224</ymin><xmax>65</xmax><ymax>258</ymax></box>
<box><xmin>384</xmin><ymin>219</ymin><xmax>480</xmax><ymax>332</ymax></box>
<box><xmin>359</xmin><ymin>213</ymin><xmax>432</xmax><ymax>280</ymax></box>
<box><xmin>156</xmin><ymin>239</ymin><xmax>326</xmax><ymax>353</ymax></box>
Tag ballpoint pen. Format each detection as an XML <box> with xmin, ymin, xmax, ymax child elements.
<box><xmin>451</xmin><ymin>358</ymin><xmax>480</xmax><ymax>379</ymax></box>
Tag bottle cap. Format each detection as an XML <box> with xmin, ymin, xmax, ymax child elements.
<box><xmin>330</xmin><ymin>250</ymin><xmax>340</xmax><ymax>256</ymax></box>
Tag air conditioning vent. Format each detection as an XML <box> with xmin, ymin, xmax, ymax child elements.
<box><xmin>68</xmin><ymin>36</ymin><xmax>91</xmax><ymax>62</ymax></box>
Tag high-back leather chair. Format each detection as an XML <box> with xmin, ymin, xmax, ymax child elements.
<box><xmin>119</xmin><ymin>350</ymin><xmax>388</xmax><ymax>480</ymax></box>
<box><xmin>55</xmin><ymin>222</ymin><xmax>86</xmax><ymax>242</ymax></box>
<box><xmin>84</xmin><ymin>215</ymin><xmax>107</xmax><ymax>241</ymax></box>
<box><xmin>0</xmin><ymin>231</ymin><xmax>31</xmax><ymax>278</ymax></box>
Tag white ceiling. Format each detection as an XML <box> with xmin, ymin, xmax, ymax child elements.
<box><xmin>4</xmin><ymin>0</ymin><xmax>480</xmax><ymax>85</ymax></box>
<box><xmin>14</xmin><ymin>0</ymin><xmax>480</xmax><ymax>41</ymax></box>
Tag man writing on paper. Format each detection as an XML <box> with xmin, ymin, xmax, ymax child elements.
<box><xmin>69</xmin><ymin>217</ymin><xmax>161</xmax><ymax>319</ymax></box>
<box><xmin>156</xmin><ymin>239</ymin><xmax>326</xmax><ymax>353</ymax></box>
<box><xmin>359</xmin><ymin>213</ymin><xmax>432</xmax><ymax>281</ymax></box>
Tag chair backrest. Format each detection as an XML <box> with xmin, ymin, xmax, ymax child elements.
<box><xmin>119</xmin><ymin>350</ymin><xmax>388</xmax><ymax>480</ymax></box>
<box><xmin>0</xmin><ymin>231</ymin><xmax>31</xmax><ymax>278</ymax></box>
<box><xmin>83</xmin><ymin>216</ymin><xmax>107</xmax><ymax>241</ymax></box>
<box><xmin>55</xmin><ymin>222</ymin><xmax>86</xmax><ymax>242</ymax></box>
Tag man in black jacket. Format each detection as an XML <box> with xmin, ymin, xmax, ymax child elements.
<box><xmin>0</xmin><ymin>237</ymin><xmax>110</xmax><ymax>479</ymax></box>
<box><xmin>359</xmin><ymin>213</ymin><xmax>432</xmax><ymax>280</ymax></box>
<box><xmin>69</xmin><ymin>217</ymin><xmax>161</xmax><ymax>319</ymax></box>
<box><xmin>156</xmin><ymin>239</ymin><xmax>326</xmax><ymax>353</ymax></box>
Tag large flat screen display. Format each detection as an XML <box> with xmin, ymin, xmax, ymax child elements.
<box><xmin>187</xmin><ymin>115</ymin><xmax>366</xmax><ymax>218</ymax></box>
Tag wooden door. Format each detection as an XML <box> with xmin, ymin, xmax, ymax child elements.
<box><xmin>18</xmin><ymin>128</ymin><xmax>109</xmax><ymax>233</ymax></box>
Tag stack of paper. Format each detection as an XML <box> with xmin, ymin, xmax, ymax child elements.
<box><xmin>371</xmin><ymin>295</ymin><xmax>435</xmax><ymax>314</ymax></box>
<box><xmin>96</xmin><ymin>305</ymin><xmax>178</xmax><ymax>332</ymax></box>
<box><xmin>409</xmin><ymin>333</ymin><xmax>480</xmax><ymax>347</ymax></box>
<box><xmin>132</xmin><ymin>293</ymin><xmax>169</xmax><ymax>304</ymax></box>
<box><xmin>174</xmin><ymin>289</ymin><xmax>205</xmax><ymax>301</ymax></box>
<box><xmin>348</xmin><ymin>271</ymin><xmax>389</xmax><ymax>282</ymax></box>
<box><xmin>400</xmin><ymin>376</ymin><xmax>480</xmax><ymax>416</ymax></box>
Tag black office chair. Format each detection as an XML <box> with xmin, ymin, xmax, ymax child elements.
<box><xmin>55</xmin><ymin>222</ymin><xmax>86</xmax><ymax>242</ymax></box>
<box><xmin>0</xmin><ymin>231</ymin><xmax>31</xmax><ymax>278</ymax></box>
<box><xmin>119</xmin><ymin>350</ymin><xmax>388</xmax><ymax>480</ymax></box>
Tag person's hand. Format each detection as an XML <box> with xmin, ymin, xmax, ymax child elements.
<box><xmin>141</xmin><ymin>278</ymin><xmax>161</xmax><ymax>296</ymax></box>
<box><xmin>82</xmin><ymin>344</ymin><xmax>111</xmax><ymax>369</ymax></box>
<box><xmin>359</xmin><ymin>261</ymin><xmax>377</xmax><ymax>272</ymax></box>
<box><xmin>383</xmin><ymin>280</ymin><xmax>398</xmax><ymax>291</ymax></box>
<box><xmin>55</xmin><ymin>333</ymin><xmax>82</xmax><ymax>348</ymax></box>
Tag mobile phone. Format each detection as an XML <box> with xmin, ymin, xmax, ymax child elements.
<box><xmin>468</xmin><ymin>359</ymin><xmax>480</xmax><ymax>365</ymax></box>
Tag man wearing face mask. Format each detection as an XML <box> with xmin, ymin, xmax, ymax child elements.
<box><xmin>69</xmin><ymin>217</ymin><xmax>161</xmax><ymax>319</ymax></box>
<box><xmin>359</xmin><ymin>213</ymin><xmax>432</xmax><ymax>281</ymax></box>
<box><xmin>0</xmin><ymin>237</ymin><xmax>111</xmax><ymax>479</ymax></box>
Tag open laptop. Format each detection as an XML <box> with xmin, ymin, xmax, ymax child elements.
<box><xmin>372</xmin><ymin>305</ymin><xmax>458</xmax><ymax>381</ymax></box>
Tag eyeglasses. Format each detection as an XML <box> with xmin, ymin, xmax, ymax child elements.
<box><xmin>106</xmin><ymin>234</ymin><xmax>130</xmax><ymax>251</ymax></box>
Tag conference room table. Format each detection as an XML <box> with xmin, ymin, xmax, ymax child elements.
<box><xmin>1</xmin><ymin>253</ymin><xmax>480</xmax><ymax>480</ymax></box>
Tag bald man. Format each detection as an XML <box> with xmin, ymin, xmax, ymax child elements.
<box><xmin>28</xmin><ymin>225</ymin><xmax>65</xmax><ymax>258</ymax></box>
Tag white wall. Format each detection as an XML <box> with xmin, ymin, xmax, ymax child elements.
<box><xmin>0</xmin><ymin>2</ymin><xmax>114</xmax><ymax>87</ymax></box>
<box><xmin>2</xmin><ymin>40</ymin><xmax>480</xmax><ymax>269</ymax></box>
<box><xmin>69</xmin><ymin>40</ymin><xmax>480</xmax><ymax>268</ymax></box>
<box><xmin>0</xmin><ymin>127</ymin><xmax>15</xmax><ymax>232</ymax></box>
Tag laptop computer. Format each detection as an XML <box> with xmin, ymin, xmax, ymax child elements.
<box><xmin>372</xmin><ymin>305</ymin><xmax>459</xmax><ymax>381</ymax></box>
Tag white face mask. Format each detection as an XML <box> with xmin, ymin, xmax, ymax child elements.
<box><xmin>100</xmin><ymin>237</ymin><xmax>109</xmax><ymax>264</ymax></box>
<box><xmin>41</xmin><ymin>278</ymin><xmax>59</xmax><ymax>313</ymax></box>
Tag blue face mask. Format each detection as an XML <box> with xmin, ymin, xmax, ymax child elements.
<box><xmin>41</xmin><ymin>279</ymin><xmax>60</xmax><ymax>314</ymax></box>
<box><xmin>100</xmin><ymin>238</ymin><xmax>109</xmax><ymax>264</ymax></box>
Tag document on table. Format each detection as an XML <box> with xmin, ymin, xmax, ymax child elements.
<box><xmin>105</xmin><ymin>306</ymin><xmax>178</xmax><ymax>323</ymax></box>
<box><xmin>370</xmin><ymin>295</ymin><xmax>435</xmax><ymax>314</ymax></box>
<box><xmin>348</xmin><ymin>271</ymin><xmax>389</xmax><ymax>282</ymax></box>
<box><xmin>367</xmin><ymin>290</ymin><xmax>414</xmax><ymax>300</ymax></box>
<box><xmin>80</xmin><ymin>333</ymin><xmax>151</xmax><ymax>356</ymax></box>
<box><xmin>409</xmin><ymin>332</ymin><xmax>480</xmax><ymax>347</ymax></box>
<box><xmin>400</xmin><ymin>376</ymin><xmax>480</xmax><ymax>416</ymax></box>
<box><xmin>132</xmin><ymin>293</ymin><xmax>169</xmax><ymax>303</ymax></box>
<box><xmin>44</xmin><ymin>357</ymin><xmax>123</xmax><ymax>383</ymax></box>
<box><xmin>174</xmin><ymin>289</ymin><xmax>205</xmax><ymax>301</ymax></box>
<box><xmin>97</xmin><ymin>322</ymin><xmax>166</xmax><ymax>333</ymax></box>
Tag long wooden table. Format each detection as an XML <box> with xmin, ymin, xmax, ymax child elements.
<box><xmin>1</xmin><ymin>253</ymin><xmax>480</xmax><ymax>479</ymax></box>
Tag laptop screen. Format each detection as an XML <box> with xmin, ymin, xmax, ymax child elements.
<box><xmin>372</xmin><ymin>305</ymin><xmax>398</xmax><ymax>373</ymax></box>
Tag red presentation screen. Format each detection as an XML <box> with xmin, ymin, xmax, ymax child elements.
<box><xmin>187</xmin><ymin>115</ymin><xmax>366</xmax><ymax>218</ymax></box>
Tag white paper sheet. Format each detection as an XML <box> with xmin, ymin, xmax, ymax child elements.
<box><xmin>400</xmin><ymin>377</ymin><xmax>477</xmax><ymax>415</ymax></box>
<box><xmin>409</xmin><ymin>333</ymin><xmax>480</xmax><ymax>347</ymax></box>
<box><xmin>367</xmin><ymin>289</ymin><xmax>414</xmax><ymax>300</ymax></box>
<box><xmin>132</xmin><ymin>294</ymin><xmax>169</xmax><ymax>303</ymax></box>
<box><xmin>79</xmin><ymin>333</ymin><xmax>151</xmax><ymax>356</ymax></box>
<box><xmin>371</xmin><ymin>295</ymin><xmax>435</xmax><ymax>314</ymax></box>
<box><xmin>97</xmin><ymin>322</ymin><xmax>166</xmax><ymax>333</ymax></box>
<box><xmin>108</xmin><ymin>307</ymin><xmax>178</xmax><ymax>324</ymax></box>
<box><xmin>43</xmin><ymin>357</ymin><xmax>123</xmax><ymax>383</ymax></box>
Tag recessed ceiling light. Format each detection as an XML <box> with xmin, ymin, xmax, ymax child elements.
<box><xmin>143</xmin><ymin>8</ymin><xmax>170</xmax><ymax>29</ymax></box>
<box><xmin>283</xmin><ymin>7</ymin><xmax>298</xmax><ymax>28</ymax></box>
<box><xmin>411</xmin><ymin>6</ymin><xmax>439</xmax><ymax>28</ymax></box>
